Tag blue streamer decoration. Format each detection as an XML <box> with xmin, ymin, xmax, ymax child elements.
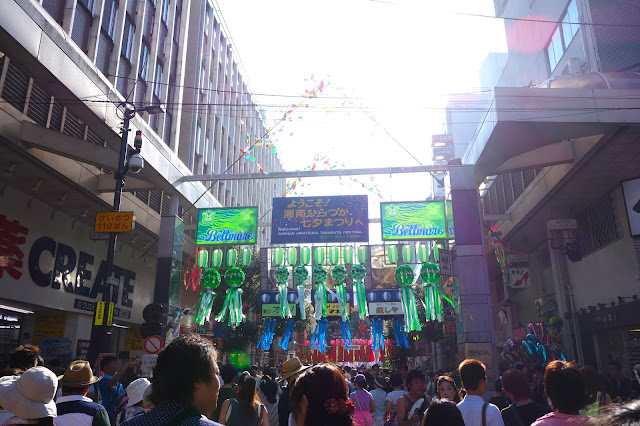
<box><xmin>173</xmin><ymin>308</ymin><xmax>182</xmax><ymax>339</ymax></box>
<box><xmin>393</xmin><ymin>317</ymin><xmax>410</xmax><ymax>349</ymax></box>
<box><xmin>278</xmin><ymin>319</ymin><xmax>295</xmax><ymax>350</ymax></box>
<box><xmin>257</xmin><ymin>318</ymin><xmax>276</xmax><ymax>350</ymax></box>
<box><xmin>339</xmin><ymin>318</ymin><xmax>353</xmax><ymax>351</ymax></box>
<box><xmin>372</xmin><ymin>318</ymin><xmax>385</xmax><ymax>351</ymax></box>
<box><xmin>311</xmin><ymin>318</ymin><xmax>328</xmax><ymax>352</ymax></box>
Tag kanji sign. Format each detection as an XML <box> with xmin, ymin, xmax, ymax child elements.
<box><xmin>509</xmin><ymin>267</ymin><xmax>530</xmax><ymax>288</ymax></box>
<box><xmin>261</xmin><ymin>303</ymin><xmax>298</xmax><ymax>317</ymax></box>
<box><xmin>438</xmin><ymin>249</ymin><xmax>452</xmax><ymax>276</ymax></box>
<box><xmin>94</xmin><ymin>301</ymin><xmax>105</xmax><ymax>325</ymax></box>
<box><xmin>106</xmin><ymin>302</ymin><xmax>115</xmax><ymax>326</ymax></box>
<box><xmin>271</xmin><ymin>195</ymin><xmax>369</xmax><ymax>244</ymax></box>
<box><xmin>94</xmin><ymin>212</ymin><xmax>134</xmax><ymax>233</ymax></box>
<box><xmin>0</xmin><ymin>214</ymin><xmax>29</xmax><ymax>280</ymax></box>
<box><xmin>368</xmin><ymin>301</ymin><xmax>403</xmax><ymax>316</ymax></box>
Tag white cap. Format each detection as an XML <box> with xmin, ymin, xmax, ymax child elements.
<box><xmin>126</xmin><ymin>378</ymin><xmax>151</xmax><ymax>408</ymax></box>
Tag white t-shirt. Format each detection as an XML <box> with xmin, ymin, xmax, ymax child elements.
<box><xmin>386</xmin><ymin>390</ymin><xmax>406</xmax><ymax>405</ymax></box>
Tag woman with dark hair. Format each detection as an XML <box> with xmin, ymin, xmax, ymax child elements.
<box><xmin>260</xmin><ymin>376</ymin><xmax>280</xmax><ymax>426</ymax></box>
<box><xmin>219</xmin><ymin>371</ymin><xmax>268</xmax><ymax>426</ymax></box>
<box><xmin>434</xmin><ymin>376</ymin><xmax>461</xmax><ymax>403</ymax></box>
<box><xmin>350</xmin><ymin>374</ymin><xmax>375</xmax><ymax>426</ymax></box>
<box><xmin>290</xmin><ymin>364</ymin><xmax>354</xmax><ymax>426</ymax></box>
<box><xmin>421</xmin><ymin>399</ymin><xmax>464</xmax><ymax>426</ymax></box>
<box><xmin>384</xmin><ymin>373</ymin><xmax>405</xmax><ymax>426</ymax></box>
<box><xmin>580</xmin><ymin>366</ymin><xmax>612</xmax><ymax>416</ymax></box>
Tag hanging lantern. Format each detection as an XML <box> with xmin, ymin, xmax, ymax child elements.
<box><xmin>225</xmin><ymin>248</ymin><xmax>238</xmax><ymax>267</ymax></box>
<box><xmin>401</xmin><ymin>245</ymin><xmax>414</xmax><ymax>263</ymax></box>
<box><xmin>211</xmin><ymin>249</ymin><xmax>223</xmax><ymax>268</ymax></box>
<box><xmin>417</xmin><ymin>244</ymin><xmax>429</xmax><ymax>263</ymax></box>
<box><xmin>241</xmin><ymin>248</ymin><xmax>252</xmax><ymax>267</ymax></box>
<box><xmin>357</xmin><ymin>246</ymin><xmax>368</xmax><ymax>265</ymax></box>
<box><xmin>328</xmin><ymin>247</ymin><xmax>340</xmax><ymax>265</ymax></box>
<box><xmin>300</xmin><ymin>246</ymin><xmax>311</xmax><ymax>265</ymax></box>
<box><xmin>343</xmin><ymin>246</ymin><xmax>354</xmax><ymax>264</ymax></box>
<box><xmin>314</xmin><ymin>247</ymin><xmax>326</xmax><ymax>265</ymax></box>
<box><xmin>272</xmin><ymin>247</ymin><xmax>284</xmax><ymax>266</ymax></box>
<box><xmin>387</xmin><ymin>245</ymin><xmax>398</xmax><ymax>264</ymax></box>
<box><xmin>286</xmin><ymin>247</ymin><xmax>298</xmax><ymax>266</ymax></box>
<box><xmin>197</xmin><ymin>248</ymin><xmax>209</xmax><ymax>268</ymax></box>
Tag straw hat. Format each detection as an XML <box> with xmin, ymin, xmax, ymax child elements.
<box><xmin>280</xmin><ymin>357</ymin><xmax>311</xmax><ymax>382</ymax></box>
<box><xmin>0</xmin><ymin>366</ymin><xmax>57</xmax><ymax>419</ymax></box>
<box><xmin>58</xmin><ymin>360</ymin><xmax>100</xmax><ymax>387</ymax></box>
<box><xmin>126</xmin><ymin>378</ymin><xmax>151</xmax><ymax>408</ymax></box>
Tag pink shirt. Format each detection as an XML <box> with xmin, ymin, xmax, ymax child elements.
<box><xmin>531</xmin><ymin>412</ymin><xmax>591</xmax><ymax>425</ymax></box>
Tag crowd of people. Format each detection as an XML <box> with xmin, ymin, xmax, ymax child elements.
<box><xmin>0</xmin><ymin>338</ymin><xmax>639</xmax><ymax>425</ymax></box>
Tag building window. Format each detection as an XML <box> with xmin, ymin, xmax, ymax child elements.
<box><xmin>102</xmin><ymin>0</ymin><xmax>119</xmax><ymax>38</ymax></box>
<box><xmin>576</xmin><ymin>192</ymin><xmax>622</xmax><ymax>256</ymax></box>
<box><xmin>122</xmin><ymin>17</ymin><xmax>136</xmax><ymax>62</ymax></box>
<box><xmin>546</xmin><ymin>0</ymin><xmax>580</xmax><ymax>71</ymax></box>
<box><xmin>154</xmin><ymin>63</ymin><xmax>163</xmax><ymax>97</ymax></box>
<box><xmin>139</xmin><ymin>43</ymin><xmax>150</xmax><ymax>80</ymax></box>
<box><xmin>161</xmin><ymin>0</ymin><xmax>170</xmax><ymax>23</ymax></box>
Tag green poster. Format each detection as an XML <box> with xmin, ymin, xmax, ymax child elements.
<box><xmin>446</xmin><ymin>200</ymin><xmax>455</xmax><ymax>238</ymax></box>
<box><xmin>380</xmin><ymin>201</ymin><xmax>446</xmax><ymax>240</ymax></box>
<box><xmin>196</xmin><ymin>207</ymin><xmax>258</xmax><ymax>245</ymax></box>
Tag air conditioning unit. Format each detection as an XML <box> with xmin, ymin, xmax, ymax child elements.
<box><xmin>535</xmin><ymin>294</ymin><xmax>557</xmax><ymax>316</ymax></box>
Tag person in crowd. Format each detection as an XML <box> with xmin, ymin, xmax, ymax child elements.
<box><xmin>250</xmin><ymin>366</ymin><xmax>260</xmax><ymax>378</ymax></box>
<box><xmin>490</xmin><ymin>377</ymin><xmax>511</xmax><ymax>411</ymax></box>
<box><xmin>435</xmin><ymin>375</ymin><xmax>461</xmax><ymax>403</ymax></box>
<box><xmin>116</xmin><ymin>378</ymin><xmax>151</xmax><ymax>424</ymax></box>
<box><xmin>531</xmin><ymin>365</ymin><xmax>546</xmax><ymax>406</ymax></box>
<box><xmin>371</xmin><ymin>376</ymin><xmax>388</xmax><ymax>426</ymax></box>
<box><xmin>372</xmin><ymin>364</ymin><xmax>380</xmax><ymax>379</ymax></box>
<box><xmin>0</xmin><ymin>368</ymin><xmax>21</xmax><ymax>423</ymax></box>
<box><xmin>580</xmin><ymin>366</ymin><xmax>611</xmax><ymax>416</ymax></box>
<box><xmin>350</xmin><ymin>374</ymin><xmax>375</xmax><ymax>426</ymax></box>
<box><xmin>278</xmin><ymin>357</ymin><xmax>311</xmax><ymax>426</ymax></box>
<box><xmin>218</xmin><ymin>371</ymin><xmax>267</xmax><ymax>426</ymax></box>
<box><xmin>364</xmin><ymin>372</ymin><xmax>376</xmax><ymax>391</ymax></box>
<box><xmin>606</xmin><ymin>360</ymin><xmax>632</xmax><ymax>402</ymax></box>
<box><xmin>290</xmin><ymin>364</ymin><xmax>354</xmax><ymax>426</ymax></box>
<box><xmin>457</xmin><ymin>359</ymin><xmax>505</xmax><ymax>426</ymax></box>
<box><xmin>343</xmin><ymin>366</ymin><xmax>353</xmax><ymax>381</ymax></box>
<box><xmin>425</xmin><ymin>373</ymin><xmax>435</xmax><ymax>399</ymax></box>
<box><xmin>113</xmin><ymin>367</ymin><xmax>142</xmax><ymax>422</ymax></box>
<box><xmin>384</xmin><ymin>372</ymin><xmax>406</xmax><ymax>426</ymax></box>
<box><xmin>55</xmin><ymin>360</ymin><xmax>109</xmax><ymax>426</ymax></box>
<box><xmin>214</xmin><ymin>364</ymin><xmax>238</xmax><ymax>422</ymax></box>
<box><xmin>8</xmin><ymin>344</ymin><xmax>39</xmax><ymax>371</ymax></box>
<box><xmin>421</xmin><ymin>399</ymin><xmax>465</xmax><ymax>426</ymax></box>
<box><xmin>531</xmin><ymin>361</ymin><xmax>590</xmax><ymax>426</ymax></box>
<box><xmin>593</xmin><ymin>398</ymin><xmax>640</xmax><ymax>425</ymax></box>
<box><xmin>260</xmin><ymin>376</ymin><xmax>280</xmax><ymax>426</ymax></box>
<box><xmin>121</xmin><ymin>334</ymin><xmax>221</xmax><ymax>425</ymax></box>
<box><xmin>500</xmin><ymin>369</ymin><xmax>551</xmax><ymax>426</ymax></box>
<box><xmin>399</xmin><ymin>366</ymin><xmax>409</xmax><ymax>389</ymax></box>
<box><xmin>98</xmin><ymin>355</ymin><xmax>138</xmax><ymax>422</ymax></box>
<box><xmin>396</xmin><ymin>370</ymin><xmax>431</xmax><ymax>426</ymax></box>
<box><xmin>0</xmin><ymin>366</ymin><xmax>57</xmax><ymax>425</ymax></box>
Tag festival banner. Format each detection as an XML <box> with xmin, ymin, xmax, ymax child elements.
<box><xmin>380</xmin><ymin>201</ymin><xmax>447</xmax><ymax>241</ymax></box>
<box><xmin>196</xmin><ymin>207</ymin><xmax>258</xmax><ymax>245</ymax></box>
<box><xmin>271</xmin><ymin>196</ymin><xmax>369</xmax><ymax>243</ymax></box>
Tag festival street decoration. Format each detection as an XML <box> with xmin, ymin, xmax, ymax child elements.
<box><xmin>215</xmin><ymin>267</ymin><xmax>246</xmax><ymax>327</ymax></box>
<box><xmin>351</xmin><ymin>264</ymin><xmax>368</xmax><ymax>320</ymax></box>
<box><xmin>489</xmin><ymin>226</ymin><xmax>510</xmax><ymax>286</ymax></box>
<box><xmin>194</xmin><ymin>268</ymin><xmax>221</xmax><ymax>326</ymax></box>
<box><xmin>395</xmin><ymin>264</ymin><xmax>421</xmax><ymax>332</ymax></box>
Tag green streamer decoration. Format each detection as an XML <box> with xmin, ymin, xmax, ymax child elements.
<box><xmin>387</xmin><ymin>245</ymin><xmax>398</xmax><ymax>264</ymax></box>
<box><xmin>395</xmin><ymin>264</ymin><xmax>421</xmax><ymax>332</ymax></box>
<box><xmin>331</xmin><ymin>265</ymin><xmax>349</xmax><ymax>321</ymax></box>
<box><xmin>328</xmin><ymin>247</ymin><xmax>340</xmax><ymax>265</ymax></box>
<box><xmin>272</xmin><ymin>247</ymin><xmax>284</xmax><ymax>266</ymax></box>
<box><xmin>293</xmin><ymin>265</ymin><xmax>309</xmax><ymax>320</ymax></box>
<box><xmin>419</xmin><ymin>262</ymin><xmax>454</xmax><ymax>322</ymax></box>
<box><xmin>215</xmin><ymin>267</ymin><xmax>246</xmax><ymax>327</ymax></box>
<box><xmin>194</xmin><ymin>268</ymin><xmax>221</xmax><ymax>325</ymax></box>
<box><xmin>286</xmin><ymin>247</ymin><xmax>297</xmax><ymax>266</ymax></box>
<box><xmin>300</xmin><ymin>246</ymin><xmax>311</xmax><ymax>265</ymax></box>
<box><xmin>211</xmin><ymin>249</ymin><xmax>223</xmax><ymax>268</ymax></box>
<box><xmin>357</xmin><ymin>246</ymin><xmax>368</xmax><ymax>265</ymax></box>
<box><xmin>226</xmin><ymin>248</ymin><xmax>238</xmax><ymax>267</ymax></box>
<box><xmin>350</xmin><ymin>264</ymin><xmax>368</xmax><ymax>320</ymax></box>
<box><xmin>402</xmin><ymin>245</ymin><xmax>414</xmax><ymax>263</ymax></box>
<box><xmin>313</xmin><ymin>265</ymin><xmax>328</xmax><ymax>319</ymax></box>
<box><xmin>241</xmin><ymin>248</ymin><xmax>252</xmax><ymax>267</ymax></box>
<box><xmin>275</xmin><ymin>266</ymin><xmax>292</xmax><ymax>319</ymax></box>
<box><xmin>343</xmin><ymin>246</ymin><xmax>354</xmax><ymax>264</ymax></box>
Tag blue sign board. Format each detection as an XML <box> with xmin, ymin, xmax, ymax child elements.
<box><xmin>271</xmin><ymin>195</ymin><xmax>369</xmax><ymax>243</ymax></box>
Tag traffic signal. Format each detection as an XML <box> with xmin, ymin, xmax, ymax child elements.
<box><xmin>141</xmin><ymin>303</ymin><xmax>164</xmax><ymax>338</ymax></box>
<box><xmin>565</xmin><ymin>241</ymin><xmax>582</xmax><ymax>262</ymax></box>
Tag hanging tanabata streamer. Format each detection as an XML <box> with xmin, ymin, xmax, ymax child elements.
<box><xmin>371</xmin><ymin>318</ymin><xmax>385</xmax><ymax>351</ymax></box>
<box><xmin>293</xmin><ymin>265</ymin><xmax>308</xmax><ymax>320</ymax></box>
<box><xmin>275</xmin><ymin>266</ymin><xmax>292</xmax><ymax>319</ymax></box>
<box><xmin>331</xmin><ymin>265</ymin><xmax>349</xmax><ymax>322</ymax></box>
<box><xmin>215</xmin><ymin>267</ymin><xmax>246</xmax><ymax>327</ymax></box>
<box><xmin>350</xmin><ymin>264</ymin><xmax>368</xmax><ymax>320</ymax></box>
<box><xmin>257</xmin><ymin>318</ymin><xmax>276</xmax><ymax>351</ymax></box>
<box><xmin>395</xmin><ymin>265</ymin><xmax>421</xmax><ymax>332</ymax></box>
<box><xmin>393</xmin><ymin>316</ymin><xmax>410</xmax><ymax>348</ymax></box>
<box><xmin>173</xmin><ymin>307</ymin><xmax>182</xmax><ymax>338</ymax></box>
<box><xmin>194</xmin><ymin>268</ymin><xmax>221</xmax><ymax>325</ymax></box>
<box><xmin>278</xmin><ymin>318</ymin><xmax>295</xmax><ymax>350</ymax></box>
<box><xmin>311</xmin><ymin>318</ymin><xmax>327</xmax><ymax>352</ymax></box>
<box><xmin>420</xmin><ymin>262</ymin><xmax>455</xmax><ymax>322</ymax></box>
<box><xmin>338</xmin><ymin>318</ymin><xmax>353</xmax><ymax>351</ymax></box>
<box><xmin>489</xmin><ymin>226</ymin><xmax>510</xmax><ymax>286</ymax></box>
<box><xmin>313</xmin><ymin>247</ymin><xmax>328</xmax><ymax>319</ymax></box>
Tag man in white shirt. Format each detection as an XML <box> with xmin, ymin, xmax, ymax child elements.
<box><xmin>457</xmin><ymin>359</ymin><xmax>505</xmax><ymax>426</ymax></box>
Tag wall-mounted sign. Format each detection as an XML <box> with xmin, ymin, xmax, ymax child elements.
<box><xmin>381</xmin><ymin>201</ymin><xmax>447</xmax><ymax>241</ymax></box>
<box><xmin>368</xmin><ymin>301</ymin><xmax>403</xmax><ymax>316</ymax></box>
<box><xmin>271</xmin><ymin>196</ymin><xmax>369</xmax><ymax>244</ymax></box>
<box><xmin>509</xmin><ymin>267</ymin><xmax>530</xmax><ymax>289</ymax></box>
<box><xmin>261</xmin><ymin>303</ymin><xmax>298</xmax><ymax>317</ymax></box>
<box><xmin>94</xmin><ymin>212</ymin><xmax>134</xmax><ymax>233</ymax></box>
<box><xmin>622</xmin><ymin>177</ymin><xmax>640</xmax><ymax>237</ymax></box>
<box><xmin>446</xmin><ymin>200</ymin><xmax>455</xmax><ymax>238</ymax></box>
<box><xmin>196</xmin><ymin>207</ymin><xmax>258</xmax><ymax>245</ymax></box>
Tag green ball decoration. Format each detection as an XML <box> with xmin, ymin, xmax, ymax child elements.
<box><xmin>225</xmin><ymin>267</ymin><xmax>245</xmax><ymax>288</ymax></box>
<box><xmin>394</xmin><ymin>264</ymin><xmax>415</xmax><ymax>287</ymax></box>
<box><xmin>293</xmin><ymin>265</ymin><xmax>309</xmax><ymax>283</ymax></box>
<box><xmin>312</xmin><ymin>265</ymin><xmax>327</xmax><ymax>282</ymax></box>
<box><xmin>420</xmin><ymin>262</ymin><xmax>440</xmax><ymax>284</ymax></box>
<box><xmin>201</xmin><ymin>268</ymin><xmax>221</xmax><ymax>290</ymax></box>
<box><xmin>275</xmin><ymin>266</ymin><xmax>290</xmax><ymax>283</ymax></box>
<box><xmin>350</xmin><ymin>264</ymin><xmax>367</xmax><ymax>282</ymax></box>
<box><xmin>331</xmin><ymin>265</ymin><xmax>348</xmax><ymax>283</ymax></box>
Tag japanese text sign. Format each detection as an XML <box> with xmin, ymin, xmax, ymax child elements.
<box><xmin>196</xmin><ymin>207</ymin><xmax>258</xmax><ymax>245</ymax></box>
<box><xmin>271</xmin><ymin>195</ymin><xmax>369</xmax><ymax>243</ymax></box>
<box><xmin>381</xmin><ymin>201</ymin><xmax>447</xmax><ymax>241</ymax></box>
<box><xmin>94</xmin><ymin>212</ymin><xmax>134</xmax><ymax>233</ymax></box>
<box><xmin>261</xmin><ymin>303</ymin><xmax>298</xmax><ymax>317</ymax></box>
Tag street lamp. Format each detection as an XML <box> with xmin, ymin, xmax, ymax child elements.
<box><xmin>87</xmin><ymin>104</ymin><xmax>164</xmax><ymax>368</ymax></box>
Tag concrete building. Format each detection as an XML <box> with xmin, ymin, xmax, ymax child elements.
<box><xmin>0</xmin><ymin>0</ymin><xmax>284</xmax><ymax>365</ymax></box>
<box><xmin>447</xmin><ymin>0</ymin><xmax>640</xmax><ymax>374</ymax></box>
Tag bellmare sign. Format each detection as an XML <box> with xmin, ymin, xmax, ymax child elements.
<box><xmin>196</xmin><ymin>207</ymin><xmax>258</xmax><ymax>245</ymax></box>
<box><xmin>271</xmin><ymin>195</ymin><xmax>369</xmax><ymax>244</ymax></box>
<box><xmin>381</xmin><ymin>201</ymin><xmax>454</xmax><ymax>241</ymax></box>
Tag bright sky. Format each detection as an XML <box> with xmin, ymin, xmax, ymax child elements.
<box><xmin>215</xmin><ymin>0</ymin><xmax>507</xmax><ymax>239</ymax></box>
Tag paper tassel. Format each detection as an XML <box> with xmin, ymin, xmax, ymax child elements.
<box><xmin>332</xmin><ymin>265</ymin><xmax>348</xmax><ymax>321</ymax></box>
<box><xmin>194</xmin><ymin>268</ymin><xmax>221</xmax><ymax>325</ymax></box>
<box><xmin>357</xmin><ymin>246</ymin><xmax>368</xmax><ymax>264</ymax></box>
<box><xmin>300</xmin><ymin>246</ymin><xmax>311</xmax><ymax>265</ymax></box>
<box><xmin>387</xmin><ymin>245</ymin><xmax>398</xmax><ymax>264</ymax></box>
<box><xmin>293</xmin><ymin>265</ymin><xmax>308</xmax><ymax>320</ymax></box>
<box><xmin>371</xmin><ymin>318</ymin><xmax>385</xmax><ymax>351</ymax></box>
<box><xmin>241</xmin><ymin>248</ymin><xmax>252</xmax><ymax>267</ymax></box>
<box><xmin>314</xmin><ymin>247</ymin><xmax>326</xmax><ymax>265</ymax></box>
<box><xmin>311</xmin><ymin>318</ymin><xmax>328</xmax><ymax>352</ymax></box>
<box><xmin>339</xmin><ymin>318</ymin><xmax>353</xmax><ymax>351</ymax></box>
<box><xmin>272</xmin><ymin>247</ymin><xmax>284</xmax><ymax>266</ymax></box>
<box><xmin>393</xmin><ymin>317</ymin><xmax>410</xmax><ymax>348</ymax></box>
<box><xmin>286</xmin><ymin>247</ymin><xmax>297</xmax><ymax>266</ymax></box>
<box><xmin>489</xmin><ymin>227</ymin><xmax>510</xmax><ymax>286</ymax></box>
<box><xmin>275</xmin><ymin>266</ymin><xmax>292</xmax><ymax>319</ymax></box>
<box><xmin>401</xmin><ymin>245</ymin><xmax>414</xmax><ymax>263</ymax></box>
<box><xmin>197</xmin><ymin>248</ymin><xmax>208</xmax><ymax>268</ymax></box>
<box><xmin>350</xmin><ymin>264</ymin><xmax>368</xmax><ymax>320</ymax></box>
<box><xmin>257</xmin><ymin>318</ymin><xmax>276</xmax><ymax>350</ymax></box>
<box><xmin>417</xmin><ymin>244</ymin><xmax>429</xmax><ymax>263</ymax></box>
<box><xmin>420</xmin><ymin>262</ymin><xmax>454</xmax><ymax>322</ymax></box>
<box><xmin>278</xmin><ymin>319</ymin><xmax>295</xmax><ymax>350</ymax></box>
<box><xmin>226</xmin><ymin>249</ymin><xmax>238</xmax><ymax>267</ymax></box>
<box><xmin>215</xmin><ymin>267</ymin><xmax>246</xmax><ymax>327</ymax></box>
<box><xmin>313</xmin><ymin>265</ymin><xmax>328</xmax><ymax>319</ymax></box>
<box><xmin>211</xmin><ymin>249</ymin><xmax>223</xmax><ymax>268</ymax></box>
<box><xmin>328</xmin><ymin>246</ymin><xmax>340</xmax><ymax>265</ymax></box>
<box><xmin>395</xmin><ymin>265</ymin><xmax>421</xmax><ymax>331</ymax></box>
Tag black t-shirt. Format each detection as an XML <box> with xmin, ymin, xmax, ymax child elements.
<box><xmin>489</xmin><ymin>395</ymin><xmax>510</xmax><ymax>411</ymax></box>
<box><xmin>501</xmin><ymin>402</ymin><xmax>552</xmax><ymax>426</ymax></box>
